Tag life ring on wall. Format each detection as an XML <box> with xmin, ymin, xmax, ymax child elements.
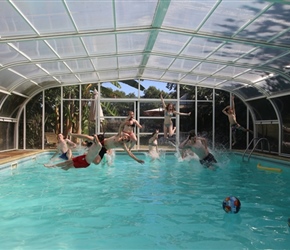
<box><xmin>257</xmin><ymin>163</ymin><xmax>282</xmax><ymax>173</ymax></box>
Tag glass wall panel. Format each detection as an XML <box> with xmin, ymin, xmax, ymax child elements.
<box><xmin>140</xmin><ymin>80</ymin><xmax>174</xmax><ymax>99</ymax></box>
<box><xmin>256</xmin><ymin>124</ymin><xmax>278</xmax><ymax>153</ymax></box>
<box><xmin>63</xmin><ymin>100</ymin><xmax>80</xmax><ymax>137</ymax></box>
<box><xmin>26</xmin><ymin>93</ymin><xmax>43</xmax><ymax>149</ymax></box>
<box><xmin>19</xmin><ymin>113</ymin><xmax>24</xmax><ymax>149</ymax></box>
<box><xmin>0</xmin><ymin>121</ymin><xmax>15</xmax><ymax>150</ymax></box>
<box><xmin>247</xmin><ymin>98</ymin><xmax>277</xmax><ymax>120</ymax></box>
<box><xmin>45</xmin><ymin>88</ymin><xmax>61</xmax><ymax>134</ymax></box>
<box><xmin>63</xmin><ymin>85</ymin><xmax>80</xmax><ymax>99</ymax></box>
<box><xmin>0</xmin><ymin>94</ymin><xmax>26</xmax><ymax>117</ymax></box>
<box><xmin>272</xmin><ymin>95</ymin><xmax>290</xmax><ymax>155</ymax></box>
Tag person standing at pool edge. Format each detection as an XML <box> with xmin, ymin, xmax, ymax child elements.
<box><xmin>160</xmin><ymin>93</ymin><xmax>191</xmax><ymax>138</ymax></box>
<box><xmin>222</xmin><ymin>95</ymin><xmax>252</xmax><ymax>146</ymax></box>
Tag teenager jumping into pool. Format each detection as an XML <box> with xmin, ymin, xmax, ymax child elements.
<box><xmin>148</xmin><ymin>129</ymin><xmax>160</xmax><ymax>161</ymax></box>
<box><xmin>50</xmin><ymin>133</ymin><xmax>76</xmax><ymax>161</ymax></box>
<box><xmin>179</xmin><ymin>130</ymin><xmax>217</xmax><ymax>168</ymax></box>
<box><xmin>69</xmin><ymin>132</ymin><xmax>144</xmax><ymax>164</ymax></box>
<box><xmin>118</xmin><ymin>110</ymin><xmax>142</xmax><ymax>150</ymax></box>
<box><xmin>44</xmin><ymin>134</ymin><xmax>103</xmax><ymax>170</ymax></box>
<box><xmin>160</xmin><ymin>93</ymin><xmax>191</xmax><ymax>139</ymax></box>
<box><xmin>222</xmin><ymin>95</ymin><xmax>252</xmax><ymax>146</ymax></box>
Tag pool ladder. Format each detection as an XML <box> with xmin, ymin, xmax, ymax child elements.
<box><xmin>242</xmin><ymin>137</ymin><xmax>271</xmax><ymax>162</ymax></box>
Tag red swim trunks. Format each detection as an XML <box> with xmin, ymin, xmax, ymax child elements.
<box><xmin>72</xmin><ymin>155</ymin><xmax>90</xmax><ymax>168</ymax></box>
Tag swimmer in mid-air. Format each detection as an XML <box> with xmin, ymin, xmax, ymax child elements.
<box><xmin>50</xmin><ymin>133</ymin><xmax>76</xmax><ymax>160</ymax></box>
<box><xmin>148</xmin><ymin>129</ymin><xmax>160</xmax><ymax>161</ymax></box>
<box><xmin>222</xmin><ymin>95</ymin><xmax>252</xmax><ymax>146</ymax></box>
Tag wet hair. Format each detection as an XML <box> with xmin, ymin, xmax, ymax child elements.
<box><xmin>85</xmin><ymin>141</ymin><xmax>93</xmax><ymax>147</ymax></box>
<box><xmin>188</xmin><ymin>130</ymin><xmax>196</xmax><ymax>139</ymax></box>
<box><xmin>166</xmin><ymin>103</ymin><xmax>175</xmax><ymax>111</ymax></box>
<box><xmin>97</xmin><ymin>133</ymin><xmax>105</xmax><ymax>142</ymax></box>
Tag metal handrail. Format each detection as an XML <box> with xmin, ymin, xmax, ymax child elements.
<box><xmin>242</xmin><ymin>137</ymin><xmax>271</xmax><ymax>162</ymax></box>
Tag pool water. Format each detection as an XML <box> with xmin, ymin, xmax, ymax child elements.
<box><xmin>0</xmin><ymin>152</ymin><xmax>289</xmax><ymax>249</ymax></box>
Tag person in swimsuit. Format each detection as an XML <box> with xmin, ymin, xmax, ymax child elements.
<box><xmin>222</xmin><ymin>95</ymin><xmax>253</xmax><ymax>146</ymax></box>
<box><xmin>50</xmin><ymin>133</ymin><xmax>76</xmax><ymax>161</ymax></box>
<box><xmin>179</xmin><ymin>130</ymin><xmax>217</xmax><ymax>168</ymax></box>
<box><xmin>118</xmin><ymin>110</ymin><xmax>142</xmax><ymax>150</ymax></box>
<box><xmin>148</xmin><ymin>129</ymin><xmax>160</xmax><ymax>161</ymax></box>
<box><xmin>160</xmin><ymin>93</ymin><xmax>191</xmax><ymax>138</ymax></box>
<box><xmin>44</xmin><ymin>134</ymin><xmax>103</xmax><ymax>170</ymax></box>
<box><xmin>69</xmin><ymin>132</ymin><xmax>144</xmax><ymax>164</ymax></box>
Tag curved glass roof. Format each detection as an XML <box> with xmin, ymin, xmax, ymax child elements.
<box><xmin>1</xmin><ymin>0</ymin><xmax>290</xmax><ymax>103</ymax></box>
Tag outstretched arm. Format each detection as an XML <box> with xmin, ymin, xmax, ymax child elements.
<box><xmin>174</xmin><ymin>111</ymin><xmax>191</xmax><ymax>116</ymax></box>
<box><xmin>122</xmin><ymin>143</ymin><xmax>144</xmax><ymax>164</ymax></box>
<box><xmin>134</xmin><ymin>119</ymin><xmax>142</xmax><ymax>129</ymax></box>
<box><xmin>69</xmin><ymin>132</ymin><xmax>94</xmax><ymax>142</ymax></box>
<box><xmin>179</xmin><ymin>136</ymin><xmax>191</xmax><ymax>149</ymax></box>
<box><xmin>222</xmin><ymin>105</ymin><xmax>230</xmax><ymax>116</ymax></box>
<box><xmin>160</xmin><ymin>93</ymin><xmax>166</xmax><ymax>109</ymax></box>
<box><xmin>231</xmin><ymin>95</ymin><xmax>236</xmax><ymax>115</ymax></box>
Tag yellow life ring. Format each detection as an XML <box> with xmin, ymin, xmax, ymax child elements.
<box><xmin>257</xmin><ymin>163</ymin><xmax>282</xmax><ymax>173</ymax></box>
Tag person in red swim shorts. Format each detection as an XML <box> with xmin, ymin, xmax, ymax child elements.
<box><xmin>44</xmin><ymin>134</ymin><xmax>102</xmax><ymax>170</ymax></box>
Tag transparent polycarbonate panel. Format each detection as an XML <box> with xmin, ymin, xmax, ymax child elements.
<box><xmin>0</xmin><ymin>69</ymin><xmax>23</xmax><ymax>89</ymax></box>
<box><xmin>10</xmin><ymin>40</ymin><xmax>58</xmax><ymax>60</ymax></box>
<box><xmin>14</xmin><ymin>0</ymin><xmax>75</xmax><ymax>34</ymax></box>
<box><xmin>163</xmin><ymin>1</ymin><xmax>214</xmax><ymax>31</ymax></box>
<box><xmin>237</xmin><ymin>71</ymin><xmax>266</xmax><ymax>83</ymax></box>
<box><xmin>209</xmin><ymin>43</ymin><xmax>257</xmax><ymax>62</ymax></box>
<box><xmin>117</xmin><ymin>32</ymin><xmax>149</xmax><ymax>52</ymax></box>
<box><xmin>118</xmin><ymin>55</ymin><xmax>143</xmax><ymax>68</ymax></box>
<box><xmin>146</xmin><ymin>55</ymin><xmax>174</xmax><ymax>69</ymax></box>
<box><xmin>256</xmin><ymin>76</ymin><xmax>290</xmax><ymax>95</ymax></box>
<box><xmin>98</xmin><ymin>70</ymin><xmax>118</xmax><ymax>82</ymax></box>
<box><xmin>64</xmin><ymin>59</ymin><xmax>94</xmax><ymax>72</ymax></box>
<box><xmin>235</xmin><ymin>86</ymin><xmax>264</xmax><ymax>100</ymax></box>
<box><xmin>217</xmin><ymin>81</ymin><xmax>244</xmax><ymax>91</ymax></box>
<box><xmin>181</xmin><ymin>37</ymin><xmax>224</xmax><ymax>58</ymax></box>
<box><xmin>216</xmin><ymin>66</ymin><xmax>250</xmax><ymax>77</ymax></box>
<box><xmin>0</xmin><ymin>1</ymin><xmax>36</xmax><ymax>37</ymax></box>
<box><xmin>115</xmin><ymin>0</ymin><xmax>157</xmax><ymax>28</ymax></box>
<box><xmin>63</xmin><ymin>100</ymin><xmax>79</xmax><ymax>135</ymax></box>
<box><xmin>67</xmin><ymin>0</ymin><xmax>114</xmax><ymax>30</ymax></box>
<box><xmin>153</xmin><ymin>32</ymin><xmax>191</xmax><ymax>54</ymax></box>
<box><xmin>182</xmin><ymin>74</ymin><xmax>205</xmax><ymax>84</ymax></box>
<box><xmin>10</xmin><ymin>64</ymin><xmax>46</xmax><ymax>78</ymax></box>
<box><xmin>36</xmin><ymin>61</ymin><xmax>71</xmax><ymax>75</ymax></box>
<box><xmin>119</xmin><ymin>69</ymin><xmax>139</xmax><ymax>80</ymax></box>
<box><xmin>237</xmin><ymin>47</ymin><xmax>286</xmax><ymax>65</ymax></box>
<box><xmin>83</xmin><ymin>35</ymin><xmax>116</xmax><ymax>55</ymax></box>
<box><xmin>91</xmin><ymin>57</ymin><xmax>117</xmax><ymax>70</ymax></box>
<box><xmin>0</xmin><ymin>93</ymin><xmax>6</xmax><ymax>106</ymax></box>
<box><xmin>76</xmin><ymin>72</ymin><xmax>99</xmax><ymax>83</ymax></box>
<box><xmin>81</xmin><ymin>83</ymin><xmax>98</xmax><ymax>99</ymax></box>
<box><xmin>36</xmin><ymin>76</ymin><xmax>61</xmax><ymax>87</ymax></box>
<box><xmin>236</xmin><ymin>3</ymin><xmax>290</xmax><ymax>42</ymax></box>
<box><xmin>274</xmin><ymin>31</ymin><xmax>290</xmax><ymax>45</ymax></box>
<box><xmin>248</xmin><ymin>98</ymin><xmax>277</xmax><ymax>120</ymax></box>
<box><xmin>198</xmin><ymin>77</ymin><xmax>224</xmax><ymax>87</ymax></box>
<box><xmin>140</xmin><ymin>102</ymin><xmax>163</xmax><ymax>117</ymax></box>
<box><xmin>169</xmin><ymin>59</ymin><xmax>199</xmax><ymax>72</ymax></box>
<box><xmin>0</xmin><ymin>93</ymin><xmax>26</xmax><ymax>117</ymax></box>
<box><xmin>57</xmin><ymin>74</ymin><xmax>80</xmax><ymax>84</ymax></box>
<box><xmin>0</xmin><ymin>44</ymin><xmax>29</xmax><ymax>66</ymax></box>
<box><xmin>142</xmin><ymin>69</ymin><xmax>165</xmax><ymax>80</ymax></box>
<box><xmin>192</xmin><ymin>62</ymin><xmax>224</xmax><ymax>75</ymax></box>
<box><xmin>200</xmin><ymin>0</ymin><xmax>269</xmax><ymax>36</ymax></box>
<box><xmin>265</xmin><ymin>53</ymin><xmax>290</xmax><ymax>70</ymax></box>
<box><xmin>161</xmin><ymin>72</ymin><xmax>186</xmax><ymax>83</ymax></box>
<box><xmin>16</xmin><ymin>82</ymin><xmax>41</xmax><ymax>96</ymax></box>
<box><xmin>46</xmin><ymin>37</ymin><xmax>87</xmax><ymax>58</ymax></box>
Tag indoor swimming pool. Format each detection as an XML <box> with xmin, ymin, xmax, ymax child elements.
<box><xmin>0</xmin><ymin>152</ymin><xmax>289</xmax><ymax>249</ymax></box>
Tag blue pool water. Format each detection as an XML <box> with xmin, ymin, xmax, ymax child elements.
<box><xmin>0</xmin><ymin>152</ymin><xmax>289</xmax><ymax>249</ymax></box>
